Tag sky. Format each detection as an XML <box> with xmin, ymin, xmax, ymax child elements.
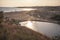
<box><xmin>0</xmin><ymin>0</ymin><xmax>60</xmax><ymax>7</ymax></box>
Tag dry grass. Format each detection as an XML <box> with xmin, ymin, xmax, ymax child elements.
<box><xmin>0</xmin><ymin>21</ymin><xmax>52</xmax><ymax>40</ymax></box>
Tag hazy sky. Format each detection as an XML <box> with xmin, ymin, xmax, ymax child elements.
<box><xmin>0</xmin><ymin>0</ymin><xmax>60</xmax><ymax>7</ymax></box>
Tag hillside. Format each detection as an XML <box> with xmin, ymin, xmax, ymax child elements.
<box><xmin>0</xmin><ymin>22</ymin><xmax>52</xmax><ymax>40</ymax></box>
<box><xmin>0</xmin><ymin>11</ymin><xmax>52</xmax><ymax>40</ymax></box>
<box><xmin>4</xmin><ymin>9</ymin><xmax>60</xmax><ymax>24</ymax></box>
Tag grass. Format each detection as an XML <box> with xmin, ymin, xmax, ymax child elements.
<box><xmin>0</xmin><ymin>21</ymin><xmax>52</xmax><ymax>40</ymax></box>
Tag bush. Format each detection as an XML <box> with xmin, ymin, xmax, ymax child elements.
<box><xmin>0</xmin><ymin>11</ymin><xmax>3</xmax><ymax>23</ymax></box>
<box><xmin>11</xmin><ymin>19</ymin><xmax>20</xmax><ymax>25</ymax></box>
<box><xmin>52</xmin><ymin>35</ymin><xmax>60</xmax><ymax>40</ymax></box>
<box><xmin>51</xmin><ymin>14</ymin><xmax>60</xmax><ymax>21</ymax></box>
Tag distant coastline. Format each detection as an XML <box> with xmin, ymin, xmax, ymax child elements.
<box><xmin>0</xmin><ymin>6</ymin><xmax>60</xmax><ymax>13</ymax></box>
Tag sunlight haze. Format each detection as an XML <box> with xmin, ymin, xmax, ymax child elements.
<box><xmin>0</xmin><ymin>0</ymin><xmax>60</xmax><ymax>7</ymax></box>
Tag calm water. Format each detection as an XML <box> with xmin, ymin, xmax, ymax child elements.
<box><xmin>19</xmin><ymin>21</ymin><xmax>60</xmax><ymax>38</ymax></box>
<box><xmin>0</xmin><ymin>7</ymin><xmax>36</xmax><ymax>12</ymax></box>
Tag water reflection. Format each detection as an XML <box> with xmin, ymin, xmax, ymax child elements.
<box><xmin>21</xmin><ymin>8</ymin><xmax>36</xmax><ymax>11</ymax></box>
<box><xmin>19</xmin><ymin>21</ymin><xmax>60</xmax><ymax>38</ymax></box>
<box><xmin>19</xmin><ymin>21</ymin><xmax>34</xmax><ymax>29</ymax></box>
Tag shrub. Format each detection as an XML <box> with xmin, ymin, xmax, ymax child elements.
<box><xmin>51</xmin><ymin>14</ymin><xmax>60</xmax><ymax>21</ymax></box>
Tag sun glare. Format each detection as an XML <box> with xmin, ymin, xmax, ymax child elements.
<box><xmin>26</xmin><ymin>21</ymin><xmax>33</xmax><ymax>27</ymax></box>
<box><xmin>21</xmin><ymin>8</ymin><xmax>36</xmax><ymax>11</ymax></box>
<box><xmin>19</xmin><ymin>21</ymin><xmax>34</xmax><ymax>29</ymax></box>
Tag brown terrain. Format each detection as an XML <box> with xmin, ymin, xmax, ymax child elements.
<box><xmin>1</xmin><ymin>22</ymin><xmax>52</xmax><ymax>40</ymax></box>
<box><xmin>0</xmin><ymin>11</ymin><xmax>52</xmax><ymax>40</ymax></box>
<box><xmin>0</xmin><ymin>7</ymin><xmax>60</xmax><ymax>40</ymax></box>
<box><xmin>4</xmin><ymin>10</ymin><xmax>60</xmax><ymax>24</ymax></box>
